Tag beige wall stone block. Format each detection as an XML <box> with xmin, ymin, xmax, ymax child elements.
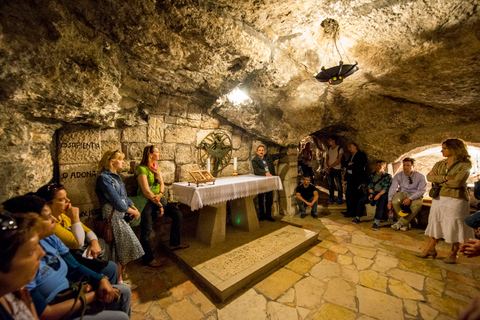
<box><xmin>294</xmin><ymin>276</ymin><xmax>325</xmax><ymax>309</ymax></box>
<box><xmin>233</xmin><ymin>147</ymin><xmax>250</xmax><ymax>161</ymax></box>
<box><xmin>126</xmin><ymin>143</ymin><xmax>146</xmax><ymax>161</ymax></box>
<box><xmin>196</xmin><ymin>129</ymin><xmax>213</xmax><ymax>146</ymax></box>
<box><xmin>101</xmin><ymin>141</ymin><xmax>122</xmax><ymax>159</ymax></box>
<box><xmin>166</xmin><ymin>299</ymin><xmax>203</xmax><ymax>320</ymax></box>
<box><xmin>359</xmin><ymin>270</ymin><xmax>388</xmax><ymax>292</ymax></box>
<box><xmin>255</xmin><ymin>268</ymin><xmax>302</xmax><ymax>300</ymax></box>
<box><xmin>357</xmin><ymin>285</ymin><xmax>404</xmax><ymax>320</ymax></box>
<box><xmin>75</xmin><ymin>203</ymin><xmax>102</xmax><ymax>228</ymax></box>
<box><xmin>59</xmin><ymin>128</ymin><xmax>101</xmax><ymax>165</ymax></box>
<box><xmin>59</xmin><ymin>163</ymin><xmax>98</xmax><ymax>205</ymax></box>
<box><xmin>148</xmin><ymin>116</ymin><xmax>164</xmax><ymax>143</ymax></box>
<box><xmin>101</xmin><ymin>128</ymin><xmax>120</xmax><ymax>142</ymax></box>
<box><xmin>164</xmin><ymin>125</ymin><xmax>197</xmax><ymax>144</ymax></box>
<box><xmin>122</xmin><ymin>126</ymin><xmax>147</xmax><ymax>142</ymax></box>
<box><xmin>178</xmin><ymin>163</ymin><xmax>201</xmax><ymax>182</ymax></box>
<box><xmin>177</xmin><ymin>117</ymin><xmax>201</xmax><ymax>127</ymax></box>
<box><xmin>266</xmin><ymin>301</ymin><xmax>298</xmax><ymax>320</ymax></box>
<box><xmin>186</xmin><ymin>105</ymin><xmax>202</xmax><ymax>120</ymax></box>
<box><xmin>175</xmin><ymin>144</ymin><xmax>195</xmax><ymax>164</ymax></box>
<box><xmin>388</xmin><ymin>278</ymin><xmax>425</xmax><ymax>300</ymax></box>
<box><xmin>169</xmin><ymin>100</ymin><xmax>188</xmax><ymax>118</ymax></box>
<box><xmin>164</xmin><ymin>115</ymin><xmax>178</xmax><ymax>124</ymax></box>
<box><xmin>200</xmin><ymin>114</ymin><xmax>219</xmax><ymax>129</ymax></box>
<box><xmin>323</xmin><ymin>278</ymin><xmax>357</xmax><ymax>311</ymax></box>
<box><xmin>237</xmin><ymin>161</ymin><xmax>251</xmax><ymax>175</ymax></box>
<box><xmin>217</xmin><ymin>289</ymin><xmax>266</xmax><ymax>320</ymax></box>
<box><xmin>30</xmin><ymin>128</ymin><xmax>52</xmax><ymax>143</ymax></box>
<box><xmin>312</xmin><ymin>303</ymin><xmax>356</xmax><ymax>320</ymax></box>
<box><xmin>159</xmin><ymin>160</ymin><xmax>175</xmax><ymax>184</ymax></box>
<box><xmin>232</xmin><ymin>128</ymin><xmax>242</xmax><ymax>149</ymax></box>
<box><xmin>159</xmin><ymin>143</ymin><xmax>176</xmax><ymax>161</ymax></box>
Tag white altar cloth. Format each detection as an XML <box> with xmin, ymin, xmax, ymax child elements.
<box><xmin>172</xmin><ymin>174</ymin><xmax>283</xmax><ymax>210</ymax></box>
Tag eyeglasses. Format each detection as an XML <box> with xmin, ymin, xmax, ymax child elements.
<box><xmin>0</xmin><ymin>212</ymin><xmax>18</xmax><ymax>231</ymax></box>
<box><xmin>408</xmin><ymin>176</ymin><xmax>413</xmax><ymax>184</ymax></box>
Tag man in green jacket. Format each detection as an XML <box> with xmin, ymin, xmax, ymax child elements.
<box><xmin>251</xmin><ymin>145</ymin><xmax>288</xmax><ymax>221</ymax></box>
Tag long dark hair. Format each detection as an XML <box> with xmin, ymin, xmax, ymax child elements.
<box><xmin>140</xmin><ymin>145</ymin><xmax>156</xmax><ymax>167</ymax></box>
<box><xmin>35</xmin><ymin>183</ymin><xmax>66</xmax><ymax>203</ymax></box>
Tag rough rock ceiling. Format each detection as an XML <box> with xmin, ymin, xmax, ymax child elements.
<box><xmin>1</xmin><ymin>0</ymin><xmax>479</xmax><ymax>147</ymax></box>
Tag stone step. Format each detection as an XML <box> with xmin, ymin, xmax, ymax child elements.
<box><xmin>171</xmin><ymin>225</ymin><xmax>318</xmax><ymax>302</ymax></box>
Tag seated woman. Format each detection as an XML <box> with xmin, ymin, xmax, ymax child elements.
<box><xmin>0</xmin><ymin>209</ymin><xmax>45</xmax><ymax>320</ymax></box>
<box><xmin>3</xmin><ymin>195</ymin><xmax>131</xmax><ymax>320</ymax></box>
<box><xmin>35</xmin><ymin>184</ymin><xmax>117</xmax><ymax>282</ymax></box>
<box><xmin>132</xmin><ymin>145</ymin><xmax>188</xmax><ymax>267</ymax></box>
<box><xmin>95</xmin><ymin>150</ymin><xmax>144</xmax><ymax>287</ymax></box>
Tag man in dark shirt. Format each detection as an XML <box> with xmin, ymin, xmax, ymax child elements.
<box><xmin>251</xmin><ymin>145</ymin><xmax>288</xmax><ymax>221</ymax></box>
<box><xmin>296</xmin><ymin>176</ymin><xmax>319</xmax><ymax>218</ymax></box>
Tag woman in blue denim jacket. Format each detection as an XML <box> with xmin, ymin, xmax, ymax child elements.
<box><xmin>95</xmin><ymin>150</ymin><xmax>144</xmax><ymax>288</ymax></box>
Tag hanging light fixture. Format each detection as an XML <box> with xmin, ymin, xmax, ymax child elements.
<box><xmin>314</xmin><ymin>18</ymin><xmax>358</xmax><ymax>85</ymax></box>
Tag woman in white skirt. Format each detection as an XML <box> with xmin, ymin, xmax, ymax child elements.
<box><xmin>417</xmin><ymin>138</ymin><xmax>475</xmax><ymax>264</ymax></box>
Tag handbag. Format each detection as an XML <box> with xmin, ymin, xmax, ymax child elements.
<box><xmin>70</xmin><ymin>246</ymin><xmax>108</xmax><ymax>273</ymax></box>
<box><xmin>94</xmin><ymin>208</ymin><xmax>115</xmax><ymax>244</ymax></box>
<box><xmin>429</xmin><ymin>183</ymin><xmax>442</xmax><ymax>199</ymax></box>
<box><xmin>49</xmin><ymin>277</ymin><xmax>90</xmax><ymax>320</ymax></box>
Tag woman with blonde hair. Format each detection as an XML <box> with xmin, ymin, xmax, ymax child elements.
<box><xmin>417</xmin><ymin>138</ymin><xmax>475</xmax><ymax>263</ymax></box>
<box><xmin>132</xmin><ymin>145</ymin><xmax>187</xmax><ymax>268</ymax></box>
<box><xmin>95</xmin><ymin>150</ymin><xmax>144</xmax><ymax>287</ymax></box>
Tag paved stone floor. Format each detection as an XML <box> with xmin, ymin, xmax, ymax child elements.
<box><xmin>129</xmin><ymin>209</ymin><xmax>480</xmax><ymax>320</ymax></box>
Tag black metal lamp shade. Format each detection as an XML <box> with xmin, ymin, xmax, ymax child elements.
<box><xmin>314</xmin><ymin>61</ymin><xmax>358</xmax><ymax>85</ymax></box>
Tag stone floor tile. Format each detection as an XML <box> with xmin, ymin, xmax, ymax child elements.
<box><xmin>359</xmin><ymin>270</ymin><xmax>388</xmax><ymax>292</ymax></box>
<box><xmin>147</xmin><ymin>302</ymin><xmax>171</xmax><ymax>320</ymax></box>
<box><xmin>435</xmin><ymin>314</ymin><xmax>456</xmax><ymax>320</ymax></box>
<box><xmin>296</xmin><ymin>306</ymin><xmax>310</xmax><ymax>319</ymax></box>
<box><xmin>131</xmin><ymin>313</ymin><xmax>149</xmax><ymax>320</ymax></box>
<box><xmin>340</xmin><ymin>225</ymin><xmax>358</xmax><ymax>232</ymax></box>
<box><xmin>447</xmin><ymin>271</ymin><xmax>480</xmax><ymax>288</ymax></box>
<box><xmin>161</xmin><ymin>265</ymin><xmax>190</xmax><ymax>287</ymax></box>
<box><xmin>445</xmin><ymin>278</ymin><xmax>480</xmax><ymax>300</ymax></box>
<box><xmin>254</xmin><ymin>267</ymin><xmax>302</xmax><ymax>300</ymax></box>
<box><xmin>425</xmin><ymin>277</ymin><xmax>444</xmax><ymax>297</ymax></box>
<box><xmin>294</xmin><ymin>276</ymin><xmax>325</xmax><ymax>309</ymax></box>
<box><xmin>357</xmin><ymin>285</ymin><xmax>404</xmax><ymax>320</ymax></box>
<box><xmin>285</xmin><ymin>257</ymin><xmax>315</xmax><ymax>275</ymax></box>
<box><xmin>434</xmin><ymin>261</ymin><xmax>473</xmax><ymax>278</ymax></box>
<box><xmin>398</xmin><ymin>259</ymin><xmax>443</xmax><ymax>280</ymax></box>
<box><xmin>166</xmin><ymin>299</ymin><xmax>204</xmax><ymax>320</ymax></box>
<box><xmin>169</xmin><ymin>280</ymin><xmax>198</xmax><ymax>300</ymax></box>
<box><xmin>300</xmin><ymin>251</ymin><xmax>322</xmax><ymax>264</ymax></box>
<box><xmin>426</xmin><ymin>294</ymin><xmax>467</xmax><ymax>318</ymax></box>
<box><xmin>356</xmin><ymin>316</ymin><xmax>376</xmax><ymax>320</ymax></box>
<box><xmin>337</xmin><ymin>254</ymin><xmax>353</xmax><ymax>265</ymax></box>
<box><xmin>329</xmin><ymin>244</ymin><xmax>349</xmax><ymax>255</ymax></box>
<box><xmin>321</xmin><ymin>250</ymin><xmax>338</xmax><ymax>262</ymax></box>
<box><xmin>312</xmin><ymin>303</ymin><xmax>356</xmax><ymax>320</ymax></box>
<box><xmin>190</xmin><ymin>290</ymin><xmax>216</xmax><ymax>315</ymax></box>
<box><xmin>308</xmin><ymin>245</ymin><xmax>328</xmax><ymax>257</ymax></box>
<box><xmin>132</xmin><ymin>300</ymin><xmax>153</xmax><ymax>313</ymax></box>
<box><xmin>353</xmin><ymin>256</ymin><xmax>374</xmax><ymax>270</ymax></box>
<box><xmin>417</xmin><ymin>302</ymin><xmax>438</xmax><ymax>320</ymax></box>
<box><xmin>347</xmin><ymin>244</ymin><xmax>377</xmax><ymax>259</ymax></box>
<box><xmin>266</xmin><ymin>301</ymin><xmax>298</xmax><ymax>320</ymax></box>
<box><xmin>388</xmin><ymin>278</ymin><xmax>425</xmax><ymax>300</ymax></box>
<box><xmin>403</xmin><ymin>299</ymin><xmax>418</xmax><ymax>316</ymax></box>
<box><xmin>277</xmin><ymin>287</ymin><xmax>295</xmax><ymax>304</ymax></box>
<box><xmin>323</xmin><ymin>278</ymin><xmax>357</xmax><ymax>311</ymax></box>
<box><xmin>444</xmin><ymin>290</ymin><xmax>472</xmax><ymax>303</ymax></box>
<box><xmin>387</xmin><ymin>268</ymin><xmax>425</xmax><ymax>290</ymax></box>
<box><xmin>332</xmin><ymin>229</ymin><xmax>350</xmax><ymax>238</ymax></box>
<box><xmin>341</xmin><ymin>264</ymin><xmax>360</xmax><ymax>284</ymax></box>
<box><xmin>217</xmin><ymin>289</ymin><xmax>266</xmax><ymax>320</ymax></box>
<box><xmin>325</xmin><ymin>235</ymin><xmax>344</xmax><ymax>244</ymax></box>
<box><xmin>371</xmin><ymin>252</ymin><xmax>399</xmax><ymax>273</ymax></box>
<box><xmin>310</xmin><ymin>259</ymin><xmax>342</xmax><ymax>280</ymax></box>
<box><xmin>318</xmin><ymin>240</ymin><xmax>335</xmax><ymax>249</ymax></box>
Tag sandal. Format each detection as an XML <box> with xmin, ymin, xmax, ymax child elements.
<box><xmin>170</xmin><ymin>244</ymin><xmax>190</xmax><ymax>251</ymax></box>
<box><xmin>146</xmin><ymin>259</ymin><xmax>162</xmax><ymax>268</ymax></box>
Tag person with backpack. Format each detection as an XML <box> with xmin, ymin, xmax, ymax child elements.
<box><xmin>325</xmin><ymin>136</ymin><xmax>344</xmax><ymax>205</ymax></box>
<box><xmin>351</xmin><ymin>160</ymin><xmax>392</xmax><ymax>230</ymax></box>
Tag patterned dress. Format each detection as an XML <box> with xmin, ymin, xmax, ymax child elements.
<box><xmin>95</xmin><ymin>170</ymin><xmax>144</xmax><ymax>265</ymax></box>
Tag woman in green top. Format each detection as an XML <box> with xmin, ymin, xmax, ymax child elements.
<box><xmin>135</xmin><ymin>145</ymin><xmax>188</xmax><ymax>267</ymax></box>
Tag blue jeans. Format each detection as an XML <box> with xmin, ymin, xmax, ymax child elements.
<box><xmin>328</xmin><ymin>168</ymin><xmax>343</xmax><ymax>202</ymax></box>
<box><xmin>356</xmin><ymin>192</ymin><xmax>388</xmax><ymax>220</ymax></box>
<box><xmin>297</xmin><ymin>198</ymin><xmax>318</xmax><ymax>216</ymax></box>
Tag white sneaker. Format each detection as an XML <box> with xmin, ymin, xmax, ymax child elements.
<box><xmin>400</xmin><ymin>224</ymin><xmax>410</xmax><ymax>231</ymax></box>
<box><xmin>391</xmin><ymin>222</ymin><xmax>401</xmax><ymax>230</ymax></box>
<box><xmin>118</xmin><ymin>280</ymin><xmax>138</xmax><ymax>290</ymax></box>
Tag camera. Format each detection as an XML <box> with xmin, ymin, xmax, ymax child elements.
<box><xmin>123</xmin><ymin>213</ymin><xmax>134</xmax><ymax>223</ymax></box>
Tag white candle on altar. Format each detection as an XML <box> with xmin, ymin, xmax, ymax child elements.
<box><xmin>206</xmin><ymin>158</ymin><xmax>210</xmax><ymax>172</ymax></box>
<box><xmin>233</xmin><ymin>157</ymin><xmax>237</xmax><ymax>171</ymax></box>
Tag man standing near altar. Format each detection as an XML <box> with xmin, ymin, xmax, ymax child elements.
<box><xmin>252</xmin><ymin>145</ymin><xmax>288</xmax><ymax>221</ymax></box>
